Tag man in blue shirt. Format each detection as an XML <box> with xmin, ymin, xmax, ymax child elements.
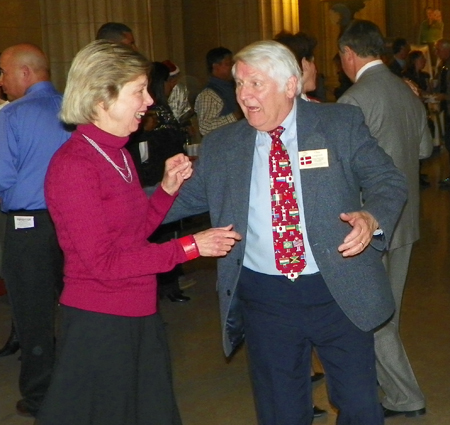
<box><xmin>0</xmin><ymin>43</ymin><xmax>70</xmax><ymax>417</ymax></box>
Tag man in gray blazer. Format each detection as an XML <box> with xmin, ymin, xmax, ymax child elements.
<box><xmin>338</xmin><ymin>20</ymin><xmax>432</xmax><ymax>419</ymax></box>
<box><xmin>167</xmin><ymin>40</ymin><xmax>407</xmax><ymax>425</ymax></box>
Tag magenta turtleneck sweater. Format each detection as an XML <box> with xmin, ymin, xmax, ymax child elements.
<box><xmin>45</xmin><ymin>123</ymin><xmax>188</xmax><ymax>317</ymax></box>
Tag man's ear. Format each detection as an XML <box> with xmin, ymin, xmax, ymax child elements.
<box><xmin>338</xmin><ymin>46</ymin><xmax>353</xmax><ymax>68</ymax></box>
<box><xmin>341</xmin><ymin>46</ymin><xmax>355</xmax><ymax>62</ymax></box>
<box><xmin>301</xmin><ymin>57</ymin><xmax>310</xmax><ymax>72</ymax></box>
<box><xmin>343</xmin><ymin>46</ymin><xmax>352</xmax><ymax>54</ymax></box>
<box><xmin>21</xmin><ymin>65</ymin><xmax>31</xmax><ymax>79</ymax></box>
<box><xmin>285</xmin><ymin>75</ymin><xmax>298</xmax><ymax>99</ymax></box>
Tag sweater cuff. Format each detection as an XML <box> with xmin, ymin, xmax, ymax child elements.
<box><xmin>179</xmin><ymin>235</ymin><xmax>200</xmax><ymax>260</ymax></box>
<box><xmin>156</xmin><ymin>183</ymin><xmax>178</xmax><ymax>199</ymax></box>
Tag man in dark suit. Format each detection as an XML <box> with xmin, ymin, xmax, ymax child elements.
<box><xmin>388</xmin><ymin>37</ymin><xmax>410</xmax><ymax>77</ymax></box>
<box><xmin>166</xmin><ymin>40</ymin><xmax>407</xmax><ymax>424</ymax></box>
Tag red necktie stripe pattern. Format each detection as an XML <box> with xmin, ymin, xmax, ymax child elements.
<box><xmin>268</xmin><ymin>126</ymin><xmax>306</xmax><ymax>281</ymax></box>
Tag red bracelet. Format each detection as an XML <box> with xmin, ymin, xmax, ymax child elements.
<box><xmin>179</xmin><ymin>235</ymin><xmax>200</xmax><ymax>260</ymax></box>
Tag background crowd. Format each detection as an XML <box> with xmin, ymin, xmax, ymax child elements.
<box><xmin>0</xmin><ymin>7</ymin><xmax>448</xmax><ymax>425</ymax></box>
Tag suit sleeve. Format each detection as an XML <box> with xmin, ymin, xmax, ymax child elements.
<box><xmin>163</xmin><ymin>144</ymin><xmax>210</xmax><ymax>223</ymax></box>
<box><xmin>347</xmin><ymin>107</ymin><xmax>408</xmax><ymax>250</ymax></box>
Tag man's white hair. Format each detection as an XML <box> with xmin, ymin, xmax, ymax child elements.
<box><xmin>232</xmin><ymin>40</ymin><xmax>303</xmax><ymax>96</ymax></box>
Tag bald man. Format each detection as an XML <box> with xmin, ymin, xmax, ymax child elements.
<box><xmin>0</xmin><ymin>43</ymin><xmax>70</xmax><ymax>417</ymax></box>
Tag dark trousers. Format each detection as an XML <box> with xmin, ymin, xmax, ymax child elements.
<box><xmin>238</xmin><ymin>267</ymin><xmax>383</xmax><ymax>425</ymax></box>
<box><xmin>2</xmin><ymin>210</ymin><xmax>63</xmax><ymax>414</ymax></box>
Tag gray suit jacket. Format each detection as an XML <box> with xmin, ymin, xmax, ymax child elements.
<box><xmin>167</xmin><ymin>99</ymin><xmax>407</xmax><ymax>356</ymax></box>
<box><xmin>338</xmin><ymin>64</ymin><xmax>432</xmax><ymax>250</ymax></box>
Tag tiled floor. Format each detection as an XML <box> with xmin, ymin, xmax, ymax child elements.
<box><xmin>0</xmin><ymin>148</ymin><xmax>449</xmax><ymax>424</ymax></box>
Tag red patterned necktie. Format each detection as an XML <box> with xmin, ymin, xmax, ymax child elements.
<box><xmin>269</xmin><ymin>126</ymin><xmax>306</xmax><ymax>281</ymax></box>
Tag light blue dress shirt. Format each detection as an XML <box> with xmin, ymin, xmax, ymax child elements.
<box><xmin>0</xmin><ymin>81</ymin><xmax>70</xmax><ymax>212</ymax></box>
<box><xmin>243</xmin><ymin>100</ymin><xmax>319</xmax><ymax>276</ymax></box>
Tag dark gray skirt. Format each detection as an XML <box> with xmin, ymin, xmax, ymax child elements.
<box><xmin>37</xmin><ymin>306</ymin><xmax>182</xmax><ymax>425</ymax></box>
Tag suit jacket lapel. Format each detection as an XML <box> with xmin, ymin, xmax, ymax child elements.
<box><xmin>296</xmin><ymin>101</ymin><xmax>325</xmax><ymax>227</ymax></box>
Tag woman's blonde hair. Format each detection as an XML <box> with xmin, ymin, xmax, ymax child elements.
<box><xmin>61</xmin><ymin>39</ymin><xmax>151</xmax><ymax>125</ymax></box>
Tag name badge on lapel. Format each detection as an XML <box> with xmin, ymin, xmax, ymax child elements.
<box><xmin>298</xmin><ymin>149</ymin><xmax>329</xmax><ymax>169</ymax></box>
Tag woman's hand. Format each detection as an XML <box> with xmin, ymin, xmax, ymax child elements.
<box><xmin>193</xmin><ymin>225</ymin><xmax>242</xmax><ymax>257</ymax></box>
<box><xmin>160</xmin><ymin>154</ymin><xmax>193</xmax><ymax>196</ymax></box>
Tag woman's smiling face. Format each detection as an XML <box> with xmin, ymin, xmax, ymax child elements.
<box><xmin>94</xmin><ymin>74</ymin><xmax>153</xmax><ymax>137</ymax></box>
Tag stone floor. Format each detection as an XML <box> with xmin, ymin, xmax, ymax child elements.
<box><xmin>0</xmin><ymin>148</ymin><xmax>449</xmax><ymax>424</ymax></box>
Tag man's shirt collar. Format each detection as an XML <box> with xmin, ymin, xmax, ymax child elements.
<box><xmin>356</xmin><ymin>59</ymin><xmax>383</xmax><ymax>82</ymax></box>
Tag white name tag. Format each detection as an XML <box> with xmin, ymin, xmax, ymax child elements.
<box><xmin>298</xmin><ymin>149</ymin><xmax>329</xmax><ymax>169</ymax></box>
<box><xmin>14</xmin><ymin>216</ymin><xmax>35</xmax><ymax>230</ymax></box>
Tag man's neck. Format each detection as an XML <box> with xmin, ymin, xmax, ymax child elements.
<box><xmin>355</xmin><ymin>58</ymin><xmax>383</xmax><ymax>82</ymax></box>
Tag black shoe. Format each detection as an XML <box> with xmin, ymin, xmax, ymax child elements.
<box><xmin>167</xmin><ymin>292</ymin><xmax>190</xmax><ymax>302</ymax></box>
<box><xmin>313</xmin><ymin>405</ymin><xmax>327</xmax><ymax>418</ymax></box>
<box><xmin>16</xmin><ymin>399</ymin><xmax>36</xmax><ymax>418</ymax></box>
<box><xmin>0</xmin><ymin>324</ymin><xmax>20</xmax><ymax>357</ymax></box>
<box><xmin>311</xmin><ymin>372</ymin><xmax>324</xmax><ymax>382</ymax></box>
<box><xmin>420</xmin><ymin>176</ymin><xmax>431</xmax><ymax>187</ymax></box>
<box><xmin>383</xmin><ymin>406</ymin><xmax>426</xmax><ymax>418</ymax></box>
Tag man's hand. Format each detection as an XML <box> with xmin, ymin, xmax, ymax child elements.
<box><xmin>160</xmin><ymin>154</ymin><xmax>193</xmax><ymax>196</ymax></box>
<box><xmin>193</xmin><ymin>224</ymin><xmax>242</xmax><ymax>257</ymax></box>
<box><xmin>337</xmin><ymin>211</ymin><xmax>379</xmax><ymax>257</ymax></box>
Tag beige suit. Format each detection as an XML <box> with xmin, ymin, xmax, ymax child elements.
<box><xmin>339</xmin><ymin>62</ymin><xmax>433</xmax><ymax>412</ymax></box>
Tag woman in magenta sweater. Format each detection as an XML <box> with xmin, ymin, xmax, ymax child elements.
<box><xmin>37</xmin><ymin>40</ymin><xmax>241</xmax><ymax>425</ymax></box>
